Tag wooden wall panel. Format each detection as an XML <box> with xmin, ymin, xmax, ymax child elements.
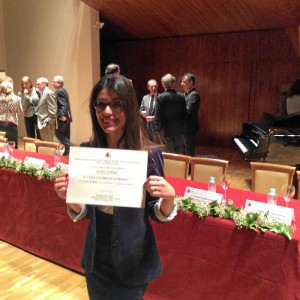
<box><xmin>202</xmin><ymin>62</ymin><xmax>251</xmax><ymax>146</ymax></box>
<box><xmin>101</xmin><ymin>29</ymin><xmax>300</xmax><ymax>148</ymax></box>
<box><xmin>251</xmin><ymin>60</ymin><xmax>300</xmax><ymax>122</ymax></box>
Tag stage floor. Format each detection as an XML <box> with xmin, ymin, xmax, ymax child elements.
<box><xmin>266</xmin><ymin>141</ymin><xmax>300</xmax><ymax>166</ymax></box>
<box><xmin>196</xmin><ymin>142</ymin><xmax>300</xmax><ymax>192</ymax></box>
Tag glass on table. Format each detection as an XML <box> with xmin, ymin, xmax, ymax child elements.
<box><xmin>58</xmin><ymin>144</ymin><xmax>65</xmax><ymax>156</ymax></box>
<box><xmin>220</xmin><ymin>174</ymin><xmax>231</xmax><ymax>202</ymax></box>
<box><xmin>281</xmin><ymin>184</ymin><xmax>295</xmax><ymax>207</ymax></box>
<box><xmin>54</xmin><ymin>144</ymin><xmax>66</xmax><ymax>166</ymax></box>
<box><xmin>7</xmin><ymin>140</ymin><xmax>15</xmax><ymax>159</ymax></box>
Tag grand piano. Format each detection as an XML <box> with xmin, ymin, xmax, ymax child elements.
<box><xmin>234</xmin><ymin>112</ymin><xmax>300</xmax><ymax>161</ymax></box>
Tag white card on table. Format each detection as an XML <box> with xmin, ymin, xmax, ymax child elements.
<box><xmin>24</xmin><ymin>156</ymin><xmax>47</xmax><ymax>169</ymax></box>
<box><xmin>184</xmin><ymin>186</ymin><xmax>223</xmax><ymax>204</ymax></box>
<box><xmin>56</xmin><ymin>162</ymin><xmax>69</xmax><ymax>173</ymax></box>
<box><xmin>0</xmin><ymin>152</ymin><xmax>9</xmax><ymax>159</ymax></box>
<box><xmin>244</xmin><ymin>199</ymin><xmax>294</xmax><ymax>225</ymax></box>
<box><xmin>66</xmin><ymin>147</ymin><xmax>148</xmax><ymax>207</ymax></box>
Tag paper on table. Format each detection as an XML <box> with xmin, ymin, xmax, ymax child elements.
<box><xmin>66</xmin><ymin>147</ymin><xmax>148</xmax><ymax>207</ymax></box>
<box><xmin>244</xmin><ymin>199</ymin><xmax>294</xmax><ymax>225</ymax></box>
<box><xmin>184</xmin><ymin>186</ymin><xmax>223</xmax><ymax>204</ymax></box>
<box><xmin>0</xmin><ymin>152</ymin><xmax>9</xmax><ymax>159</ymax></box>
<box><xmin>24</xmin><ymin>156</ymin><xmax>47</xmax><ymax>169</ymax></box>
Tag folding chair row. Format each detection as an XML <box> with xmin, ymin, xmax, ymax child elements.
<box><xmin>23</xmin><ymin>137</ymin><xmax>60</xmax><ymax>155</ymax></box>
<box><xmin>162</xmin><ymin>152</ymin><xmax>228</xmax><ymax>181</ymax></box>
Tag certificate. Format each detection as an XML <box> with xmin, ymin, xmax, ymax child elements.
<box><xmin>66</xmin><ymin>147</ymin><xmax>148</xmax><ymax>207</ymax></box>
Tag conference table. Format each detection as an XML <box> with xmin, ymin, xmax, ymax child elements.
<box><xmin>147</xmin><ymin>178</ymin><xmax>300</xmax><ymax>300</ymax></box>
<box><xmin>0</xmin><ymin>149</ymin><xmax>88</xmax><ymax>273</ymax></box>
<box><xmin>1</xmin><ymin>150</ymin><xmax>300</xmax><ymax>299</ymax></box>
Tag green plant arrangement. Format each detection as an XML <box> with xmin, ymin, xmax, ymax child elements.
<box><xmin>176</xmin><ymin>196</ymin><xmax>294</xmax><ymax>240</ymax></box>
<box><xmin>0</xmin><ymin>155</ymin><xmax>295</xmax><ymax>240</ymax></box>
<box><xmin>0</xmin><ymin>156</ymin><xmax>63</xmax><ymax>179</ymax></box>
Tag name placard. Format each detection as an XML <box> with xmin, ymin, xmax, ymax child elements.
<box><xmin>66</xmin><ymin>147</ymin><xmax>148</xmax><ymax>207</ymax></box>
<box><xmin>24</xmin><ymin>157</ymin><xmax>47</xmax><ymax>169</ymax></box>
<box><xmin>244</xmin><ymin>199</ymin><xmax>294</xmax><ymax>225</ymax></box>
<box><xmin>184</xmin><ymin>186</ymin><xmax>223</xmax><ymax>204</ymax></box>
<box><xmin>0</xmin><ymin>152</ymin><xmax>9</xmax><ymax>159</ymax></box>
<box><xmin>58</xmin><ymin>162</ymin><xmax>69</xmax><ymax>173</ymax></box>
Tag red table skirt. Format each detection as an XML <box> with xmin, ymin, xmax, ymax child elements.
<box><xmin>146</xmin><ymin>211</ymin><xmax>300</xmax><ymax>299</ymax></box>
<box><xmin>145</xmin><ymin>177</ymin><xmax>300</xmax><ymax>299</ymax></box>
<box><xmin>1</xmin><ymin>151</ymin><xmax>300</xmax><ymax>299</ymax></box>
<box><xmin>0</xmin><ymin>168</ymin><xmax>87</xmax><ymax>273</ymax></box>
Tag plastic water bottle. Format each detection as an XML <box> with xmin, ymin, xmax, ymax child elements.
<box><xmin>267</xmin><ymin>188</ymin><xmax>277</xmax><ymax>205</ymax></box>
<box><xmin>54</xmin><ymin>149</ymin><xmax>61</xmax><ymax>166</ymax></box>
<box><xmin>208</xmin><ymin>176</ymin><xmax>216</xmax><ymax>193</ymax></box>
<box><xmin>3</xmin><ymin>143</ymin><xmax>9</xmax><ymax>158</ymax></box>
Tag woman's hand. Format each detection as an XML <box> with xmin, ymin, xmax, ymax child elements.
<box><xmin>54</xmin><ymin>173</ymin><xmax>83</xmax><ymax>214</ymax></box>
<box><xmin>54</xmin><ymin>173</ymin><xmax>68</xmax><ymax>199</ymax></box>
<box><xmin>144</xmin><ymin>175</ymin><xmax>175</xmax><ymax>200</ymax></box>
<box><xmin>144</xmin><ymin>175</ymin><xmax>176</xmax><ymax>217</ymax></box>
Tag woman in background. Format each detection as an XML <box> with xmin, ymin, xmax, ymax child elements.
<box><xmin>0</xmin><ymin>80</ymin><xmax>23</xmax><ymax>148</ymax></box>
<box><xmin>0</xmin><ymin>76</ymin><xmax>13</xmax><ymax>84</ymax></box>
<box><xmin>18</xmin><ymin>76</ymin><xmax>40</xmax><ymax>138</ymax></box>
<box><xmin>54</xmin><ymin>75</ymin><xmax>176</xmax><ymax>300</ymax></box>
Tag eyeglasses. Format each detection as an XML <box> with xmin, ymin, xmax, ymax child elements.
<box><xmin>93</xmin><ymin>100</ymin><xmax>126</xmax><ymax>112</ymax></box>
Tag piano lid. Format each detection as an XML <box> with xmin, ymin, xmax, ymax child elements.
<box><xmin>254</xmin><ymin>111</ymin><xmax>300</xmax><ymax>131</ymax></box>
<box><xmin>273</xmin><ymin>111</ymin><xmax>300</xmax><ymax>128</ymax></box>
<box><xmin>254</xmin><ymin>112</ymin><xmax>276</xmax><ymax>134</ymax></box>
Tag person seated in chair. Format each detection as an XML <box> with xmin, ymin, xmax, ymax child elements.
<box><xmin>278</xmin><ymin>80</ymin><xmax>300</xmax><ymax>117</ymax></box>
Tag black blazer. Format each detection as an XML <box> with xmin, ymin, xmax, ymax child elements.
<box><xmin>55</xmin><ymin>87</ymin><xmax>72</xmax><ymax>122</ymax></box>
<box><xmin>154</xmin><ymin>89</ymin><xmax>187</xmax><ymax>137</ymax></box>
<box><xmin>81</xmin><ymin>146</ymin><xmax>165</xmax><ymax>286</ymax></box>
<box><xmin>183</xmin><ymin>88</ymin><xmax>201</xmax><ymax>134</ymax></box>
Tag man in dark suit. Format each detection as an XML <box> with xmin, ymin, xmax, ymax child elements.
<box><xmin>140</xmin><ymin>79</ymin><xmax>158</xmax><ymax>141</ymax></box>
<box><xmin>155</xmin><ymin>73</ymin><xmax>187</xmax><ymax>153</ymax></box>
<box><xmin>52</xmin><ymin>75</ymin><xmax>72</xmax><ymax>156</ymax></box>
<box><xmin>181</xmin><ymin>73</ymin><xmax>201</xmax><ymax>156</ymax></box>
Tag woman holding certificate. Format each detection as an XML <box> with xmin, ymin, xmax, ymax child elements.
<box><xmin>54</xmin><ymin>75</ymin><xmax>176</xmax><ymax>300</ymax></box>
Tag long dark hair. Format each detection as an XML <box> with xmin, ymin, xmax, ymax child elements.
<box><xmin>89</xmin><ymin>75</ymin><xmax>145</xmax><ymax>150</ymax></box>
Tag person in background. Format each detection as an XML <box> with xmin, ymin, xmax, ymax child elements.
<box><xmin>181</xmin><ymin>73</ymin><xmax>201</xmax><ymax>156</ymax></box>
<box><xmin>18</xmin><ymin>76</ymin><xmax>40</xmax><ymax>139</ymax></box>
<box><xmin>105</xmin><ymin>63</ymin><xmax>121</xmax><ymax>76</ymax></box>
<box><xmin>278</xmin><ymin>79</ymin><xmax>300</xmax><ymax>117</ymax></box>
<box><xmin>0</xmin><ymin>80</ymin><xmax>23</xmax><ymax>148</ymax></box>
<box><xmin>140</xmin><ymin>79</ymin><xmax>159</xmax><ymax>142</ymax></box>
<box><xmin>54</xmin><ymin>75</ymin><xmax>176</xmax><ymax>300</ymax></box>
<box><xmin>52</xmin><ymin>75</ymin><xmax>72</xmax><ymax>156</ymax></box>
<box><xmin>36</xmin><ymin>77</ymin><xmax>57</xmax><ymax>141</ymax></box>
<box><xmin>0</xmin><ymin>76</ymin><xmax>14</xmax><ymax>84</ymax></box>
<box><xmin>155</xmin><ymin>73</ymin><xmax>187</xmax><ymax>153</ymax></box>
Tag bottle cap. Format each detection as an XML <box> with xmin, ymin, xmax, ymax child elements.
<box><xmin>269</xmin><ymin>188</ymin><xmax>276</xmax><ymax>193</ymax></box>
<box><xmin>209</xmin><ymin>176</ymin><xmax>215</xmax><ymax>181</ymax></box>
